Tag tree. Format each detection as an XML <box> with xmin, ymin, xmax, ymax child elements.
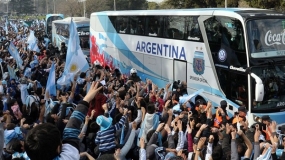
<box><xmin>56</xmin><ymin>0</ymin><xmax>82</xmax><ymax>17</ymax></box>
<box><xmin>244</xmin><ymin>0</ymin><xmax>280</xmax><ymax>9</ymax></box>
<box><xmin>85</xmin><ymin>0</ymin><xmax>111</xmax><ymax>17</ymax></box>
<box><xmin>148</xmin><ymin>2</ymin><xmax>159</xmax><ymax>9</ymax></box>
<box><xmin>163</xmin><ymin>0</ymin><xmax>216</xmax><ymax>8</ymax></box>
<box><xmin>22</xmin><ymin>0</ymin><xmax>35</xmax><ymax>14</ymax></box>
<box><xmin>10</xmin><ymin>0</ymin><xmax>17</xmax><ymax>13</ymax></box>
<box><xmin>106</xmin><ymin>0</ymin><xmax>147</xmax><ymax>10</ymax></box>
<box><xmin>10</xmin><ymin>0</ymin><xmax>35</xmax><ymax>14</ymax></box>
<box><xmin>216</xmin><ymin>0</ymin><xmax>239</xmax><ymax>7</ymax></box>
<box><xmin>159</xmin><ymin>0</ymin><xmax>176</xmax><ymax>9</ymax></box>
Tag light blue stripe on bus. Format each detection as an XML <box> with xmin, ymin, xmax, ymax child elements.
<box><xmin>96</xmin><ymin>12</ymin><xmax>238</xmax><ymax>116</ymax></box>
<box><xmin>97</xmin><ymin>15</ymin><xmax>161</xmax><ymax>78</ymax></box>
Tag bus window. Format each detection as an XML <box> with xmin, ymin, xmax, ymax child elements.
<box><xmin>185</xmin><ymin>16</ymin><xmax>203</xmax><ymax>42</ymax></box>
<box><xmin>204</xmin><ymin>16</ymin><xmax>247</xmax><ymax>67</ymax></box>
<box><xmin>55</xmin><ymin>23</ymin><xmax>69</xmax><ymax>38</ymax></box>
<box><xmin>109</xmin><ymin>16</ymin><xmax>117</xmax><ymax>33</ymax></box>
<box><xmin>250</xmin><ymin>65</ymin><xmax>285</xmax><ymax>111</ymax></box>
<box><xmin>164</xmin><ymin>16</ymin><xmax>185</xmax><ymax>40</ymax></box>
<box><xmin>136</xmin><ymin>16</ymin><xmax>145</xmax><ymax>35</ymax></box>
<box><xmin>117</xmin><ymin>17</ymin><xmax>129</xmax><ymax>34</ymax></box>
<box><xmin>128</xmin><ymin>16</ymin><xmax>138</xmax><ymax>35</ymax></box>
<box><xmin>217</xmin><ymin>68</ymin><xmax>248</xmax><ymax>106</ymax></box>
<box><xmin>78</xmin><ymin>27</ymin><xmax>90</xmax><ymax>49</ymax></box>
<box><xmin>146</xmin><ymin>16</ymin><xmax>163</xmax><ymax>37</ymax></box>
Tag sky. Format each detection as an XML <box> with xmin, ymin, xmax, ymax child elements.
<box><xmin>148</xmin><ymin>0</ymin><xmax>164</xmax><ymax>3</ymax></box>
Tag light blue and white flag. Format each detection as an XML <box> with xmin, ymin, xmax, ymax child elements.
<box><xmin>7</xmin><ymin>65</ymin><xmax>16</xmax><ymax>80</ymax></box>
<box><xmin>45</xmin><ymin>62</ymin><xmax>56</xmax><ymax>99</ymax></box>
<box><xmin>8</xmin><ymin>42</ymin><xmax>23</xmax><ymax>69</ymax></box>
<box><xmin>57</xmin><ymin>19</ymin><xmax>89</xmax><ymax>85</ymax></box>
<box><xmin>27</xmin><ymin>30</ymin><xmax>40</xmax><ymax>52</ymax></box>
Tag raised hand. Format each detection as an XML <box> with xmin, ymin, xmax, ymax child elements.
<box><xmin>83</xmin><ymin>81</ymin><xmax>103</xmax><ymax>103</ymax></box>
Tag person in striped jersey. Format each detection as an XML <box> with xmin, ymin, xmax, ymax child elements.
<box><xmin>95</xmin><ymin>105</ymin><xmax>128</xmax><ymax>157</ymax></box>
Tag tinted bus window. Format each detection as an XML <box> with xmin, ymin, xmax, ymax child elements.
<box><xmin>185</xmin><ymin>16</ymin><xmax>203</xmax><ymax>42</ymax></box>
<box><xmin>47</xmin><ymin>16</ymin><xmax>64</xmax><ymax>35</ymax></box>
<box><xmin>55</xmin><ymin>23</ymin><xmax>69</xmax><ymax>38</ymax></box>
<box><xmin>146</xmin><ymin>16</ymin><xmax>163</xmax><ymax>37</ymax></box>
<box><xmin>78</xmin><ymin>27</ymin><xmax>90</xmax><ymax>49</ymax></box>
<box><xmin>164</xmin><ymin>16</ymin><xmax>185</xmax><ymax>40</ymax></box>
<box><xmin>117</xmin><ymin>17</ymin><xmax>129</xmax><ymax>34</ymax></box>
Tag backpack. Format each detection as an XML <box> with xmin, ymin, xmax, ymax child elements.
<box><xmin>25</xmin><ymin>95</ymin><xmax>40</xmax><ymax>117</ymax></box>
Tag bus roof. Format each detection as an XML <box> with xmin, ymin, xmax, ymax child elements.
<box><xmin>53</xmin><ymin>17</ymin><xmax>90</xmax><ymax>26</ymax></box>
<box><xmin>46</xmin><ymin>14</ymin><xmax>64</xmax><ymax>16</ymax></box>
<box><xmin>91</xmin><ymin>8</ymin><xmax>281</xmax><ymax>17</ymax></box>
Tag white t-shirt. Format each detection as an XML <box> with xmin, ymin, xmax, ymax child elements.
<box><xmin>59</xmin><ymin>144</ymin><xmax>80</xmax><ymax>160</ymax></box>
<box><xmin>0</xmin><ymin>85</ymin><xmax>4</xmax><ymax>94</ymax></box>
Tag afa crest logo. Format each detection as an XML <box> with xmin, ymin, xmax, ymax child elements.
<box><xmin>193</xmin><ymin>51</ymin><xmax>205</xmax><ymax>75</ymax></box>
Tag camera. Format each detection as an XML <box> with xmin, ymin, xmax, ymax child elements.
<box><xmin>172</xmin><ymin>80</ymin><xmax>181</xmax><ymax>90</ymax></box>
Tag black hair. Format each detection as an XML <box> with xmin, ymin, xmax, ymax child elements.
<box><xmin>212</xmin><ymin>145</ymin><xmax>222</xmax><ymax>160</ymax></box>
<box><xmin>146</xmin><ymin>130</ymin><xmax>156</xmax><ymax>142</ymax></box>
<box><xmin>80</xmin><ymin>72</ymin><xmax>86</xmax><ymax>78</ymax></box>
<box><xmin>8</xmin><ymin>138</ymin><xmax>23</xmax><ymax>153</ymax></box>
<box><xmin>147</xmin><ymin>103</ymin><xmax>155</xmax><ymax>114</ymax></box>
<box><xmin>24</xmin><ymin>123</ymin><xmax>61</xmax><ymax>160</ymax></box>
<box><xmin>46</xmin><ymin>113</ymin><xmax>55</xmax><ymax>124</ymax></box>
<box><xmin>8</xmin><ymin>98</ymin><xmax>17</xmax><ymax>108</ymax></box>
<box><xmin>6</xmin><ymin>123</ymin><xmax>16</xmax><ymax>130</ymax></box>
<box><xmin>118</xmin><ymin>90</ymin><xmax>126</xmax><ymax>100</ymax></box>
<box><xmin>35</xmin><ymin>88</ymin><xmax>42</xmax><ymax>96</ymax></box>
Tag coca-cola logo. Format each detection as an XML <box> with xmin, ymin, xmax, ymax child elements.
<box><xmin>264</xmin><ymin>30</ymin><xmax>285</xmax><ymax>46</ymax></box>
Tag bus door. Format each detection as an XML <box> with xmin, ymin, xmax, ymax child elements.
<box><xmin>173</xmin><ymin>59</ymin><xmax>187</xmax><ymax>83</ymax></box>
<box><xmin>198</xmin><ymin>15</ymin><xmax>248</xmax><ymax>107</ymax></box>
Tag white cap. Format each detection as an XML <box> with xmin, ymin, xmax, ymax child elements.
<box><xmin>130</xmin><ymin>68</ymin><xmax>137</xmax><ymax>74</ymax></box>
<box><xmin>94</xmin><ymin>60</ymin><xmax>101</xmax><ymax>66</ymax></box>
<box><xmin>259</xmin><ymin>134</ymin><xmax>265</xmax><ymax>142</ymax></box>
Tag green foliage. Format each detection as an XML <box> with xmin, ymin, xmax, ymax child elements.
<box><xmin>106</xmin><ymin>0</ymin><xmax>148</xmax><ymax>10</ymax></box>
<box><xmin>10</xmin><ymin>0</ymin><xmax>35</xmax><ymax>14</ymax></box>
<box><xmin>148</xmin><ymin>2</ymin><xmax>159</xmax><ymax>10</ymax></box>
<box><xmin>162</xmin><ymin>0</ymin><xmax>240</xmax><ymax>8</ymax></box>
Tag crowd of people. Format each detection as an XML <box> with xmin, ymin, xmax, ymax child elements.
<box><xmin>1</xmin><ymin>18</ymin><xmax>285</xmax><ymax>160</ymax></box>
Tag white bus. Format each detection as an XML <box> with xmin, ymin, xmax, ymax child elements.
<box><xmin>46</xmin><ymin>14</ymin><xmax>64</xmax><ymax>37</ymax></box>
<box><xmin>52</xmin><ymin>17</ymin><xmax>90</xmax><ymax>56</ymax></box>
<box><xmin>90</xmin><ymin>8</ymin><xmax>285</xmax><ymax>126</ymax></box>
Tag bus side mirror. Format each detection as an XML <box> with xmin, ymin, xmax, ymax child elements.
<box><xmin>250</xmin><ymin>73</ymin><xmax>264</xmax><ymax>101</ymax></box>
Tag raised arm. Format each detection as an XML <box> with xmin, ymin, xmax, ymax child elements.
<box><xmin>62</xmin><ymin>82</ymin><xmax>102</xmax><ymax>150</ymax></box>
<box><xmin>120</xmin><ymin>122</ymin><xmax>137</xmax><ymax>158</ymax></box>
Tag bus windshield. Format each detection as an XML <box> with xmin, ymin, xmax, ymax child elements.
<box><xmin>247</xmin><ymin>18</ymin><xmax>285</xmax><ymax>58</ymax></box>
<box><xmin>78</xmin><ymin>27</ymin><xmax>90</xmax><ymax>49</ymax></box>
<box><xmin>251</xmin><ymin>64</ymin><xmax>285</xmax><ymax>111</ymax></box>
<box><xmin>53</xmin><ymin>23</ymin><xmax>89</xmax><ymax>49</ymax></box>
<box><xmin>46</xmin><ymin>14</ymin><xmax>64</xmax><ymax>36</ymax></box>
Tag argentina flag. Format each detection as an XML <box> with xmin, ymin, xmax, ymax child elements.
<box><xmin>8</xmin><ymin>42</ymin><xmax>23</xmax><ymax>69</ymax></box>
<box><xmin>57</xmin><ymin>19</ymin><xmax>89</xmax><ymax>85</ymax></box>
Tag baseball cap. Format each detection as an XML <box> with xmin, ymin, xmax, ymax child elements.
<box><xmin>220</xmin><ymin>100</ymin><xmax>227</xmax><ymax>109</ymax></box>
<box><xmin>238</xmin><ymin>106</ymin><xmax>247</xmax><ymax>112</ymax></box>
<box><xmin>261</xmin><ymin>115</ymin><xmax>271</xmax><ymax>121</ymax></box>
